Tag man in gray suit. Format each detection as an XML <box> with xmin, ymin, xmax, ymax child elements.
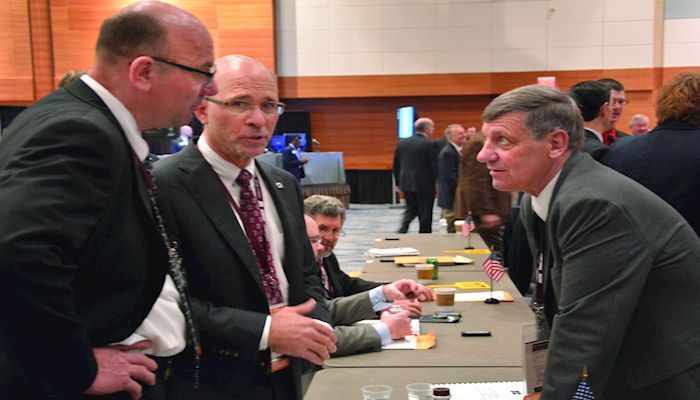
<box><xmin>476</xmin><ymin>84</ymin><xmax>700</xmax><ymax>399</ymax></box>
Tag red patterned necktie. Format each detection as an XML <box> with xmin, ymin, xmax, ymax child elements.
<box><xmin>236</xmin><ymin>170</ymin><xmax>284</xmax><ymax>305</ymax></box>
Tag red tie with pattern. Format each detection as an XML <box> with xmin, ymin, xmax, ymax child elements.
<box><xmin>236</xmin><ymin>170</ymin><xmax>284</xmax><ymax>305</ymax></box>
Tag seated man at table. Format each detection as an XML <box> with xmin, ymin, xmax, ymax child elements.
<box><xmin>304</xmin><ymin>215</ymin><xmax>413</xmax><ymax>356</ymax></box>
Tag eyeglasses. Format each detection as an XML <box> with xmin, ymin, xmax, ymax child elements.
<box><xmin>319</xmin><ymin>227</ymin><xmax>345</xmax><ymax>238</ymax></box>
<box><xmin>204</xmin><ymin>97</ymin><xmax>286</xmax><ymax>116</ymax></box>
<box><xmin>151</xmin><ymin>56</ymin><xmax>216</xmax><ymax>87</ymax></box>
<box><xmin>308</xmin><ymin>236</ymin><xmax>322</xmax><ymax>244</ymax></box>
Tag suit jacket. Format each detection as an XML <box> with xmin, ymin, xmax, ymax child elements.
<box><xmin>393</xmin><ymin>133</ymin><xmax>437</xmax><ymax>194</ymax></box>
<box><xmin>282</xmin><ymin>145</ymin><xmax>305</xmax><ymax>181</ymax></box>
<box><xmin>323</xmin><ymin>253</ymin><xmax>382</xmax><ymax>298</ymax></box>
<box><xmin>327</xmin><ymin>292</ymin><xmax>382</xmax><ymax>356</ymax></box>
<box><xmin>437</xmin><ymin>143</ymin><xmax>460</xmax><ymax>209</ymax></box>
<box><xmin>0</xmin><ymin>80</ymin><xmax>168</xmax><ymax>398</ymax></box>
<box><xmin>521</xmin><ymin>152</ymin><xmax>700</xmax><ymax>399</ymax></box>
<box><xmin>453</xmin><ymin>136</ymin><xmax>511</xmax><ymax>221</ymax></box>
<box><xmin>153</xmin><ymin>143</ymin><xmax>330</xmax><ymax>400</ymax></box>
<box><xmin>604</xmin><ymin>120</ymin><xmax>700</xmax><ymax>237</ymax></box>
<box><xmin>581</xmin><ymin>128</ymin><xmax>607</xmax><ymax>161</ymax></box>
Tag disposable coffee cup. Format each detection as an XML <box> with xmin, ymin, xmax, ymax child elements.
<box><xmin>361</xmin><ymin>385</ymin><xmax>392</xmax><ymax>400</ymax></box>
<box><xmin>434</xmin><ymin>287</ymin><xmax>456</xmax><ymax>311</ymax></box>
<box><xmin>405</xmin><ymin>383</ymin><xmax>433</xmax><ymax>400</ymax></box>
<box><xmin>453</xmin><ymin>220</ymin><xmax>465</xmax><ymax>235</ymax></box>
<box><xmin>415</xmin><ymin>264</ymin><xmax>434</xmax><ymax>284</ymax></box>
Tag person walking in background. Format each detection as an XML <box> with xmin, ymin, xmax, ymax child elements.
<box><xmin>437</xmin><ymin>124</ymin><xmax>468</xmax><ymax>233</ymax></box>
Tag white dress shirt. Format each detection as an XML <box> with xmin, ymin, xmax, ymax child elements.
<box><xmin>81</xmin><ymin>75</ymin><xmax>186</xmax><ymax>357</ymax></box>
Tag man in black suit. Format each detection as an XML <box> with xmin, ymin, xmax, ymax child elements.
<box><xmin>282</xmin><ymin>135</ymin><xmax>308</xmax><ymax>182</ymax></box>
<box><xmin>605</xmin><ymin>71</ymin><xmax>700</xmax><ymax>237</ymax></box>
<box><xmin>153</xmin><ymin>55</ymin><xmax>336</xmax><ymax>400</ymax></box>
<box><xmin>437</xmin><ymin>124</ymin><xmax>468</xmax><ymax>233</ymax></box>
<box><xmin>568</xmin><ymin>81</ymin><xmax>614</xmax><ymax>161</ymax></box>
<box><xmin>393</xmin><ymin>117</ymin><xmax>438</xmax><ymax>233</ymax></box>
<box><xmin>0</xmin><ymin>2</ymin><xmax>217</xmax><ymax>398</ymax></box>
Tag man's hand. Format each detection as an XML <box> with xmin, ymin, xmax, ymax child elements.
<box><xmin>268</xmin><ymin>299</ymin><xmax>337</xmax><ymax>365</ymax></box>
<box><xmin>479</xmin><ymin>214</ymin><xmax>503</xmax><ymax>229</ymax></box>
<box><xmin>380</xmin><ymin>310</ymin><xmax>412</xmax><ymax>340</ymax></box>
<box><xmin>382</xmin><ymin>279</ymin><xmax>435</xmax><ymax>302</ymax></box>
<box><xmin>392</xmin><ymin>298</ymin><xmax>422</xmax><ymax>316</ymax></box>
<box><xmin>83</xmin><ymin>341</ymin><xmax>157</xmax><ymax>400</ymax></box>
<box><xmin>301</xmin><ymin>158</ymin><xmax>309</xmax><ymax>164</ymax></box>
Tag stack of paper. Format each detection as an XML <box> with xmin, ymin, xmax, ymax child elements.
<box><xmin>431</xmin><ymin>381</ymin><xmax>525</xmax><ymax>400</ymax></box>
<box><xmin>367</xmin><ymin>247</ymin><xmax>420</xmax><ymax>257</ymax></box>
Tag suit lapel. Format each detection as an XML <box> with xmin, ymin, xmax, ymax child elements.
<box><xmin>178</xmin><ymin>145</ymin><xmax>264</xmax><ymax>290</ymax></box>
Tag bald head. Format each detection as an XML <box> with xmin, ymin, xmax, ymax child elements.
<box><xmin>414</xmin><ymin>118</ymin><xmax>435</xmax><ymax>136</ymax></box>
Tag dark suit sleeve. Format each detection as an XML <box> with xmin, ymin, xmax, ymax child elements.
<box><xmin>325</xmin><ymin>254</ymin><xmax>381</xmax><ymax>297</ymax></box>
<box><xmin>0</xmin><ymin>118</ymin><xmax>123</xmax><ymax>396</ymax></box>
<box><xmin>282</xmin><ymin>148</ymin><xmax>303</xmax><ymax>169</ymax></box>
<box><xmin>392</xmin><ymin>144</ymin><xmax>401</xmax><ymax>186</ymax></box>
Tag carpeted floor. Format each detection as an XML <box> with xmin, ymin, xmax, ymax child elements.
<box><xmin>333</xmin><ymin>203</ymin><xmax>442</xmax><ymax>273</ymax></box>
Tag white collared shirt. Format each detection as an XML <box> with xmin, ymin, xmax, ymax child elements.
<box><xmin>198</xmin><ymin>133</ymin><xmax>289</xmax><ymax>350</ymax></box>
<box><xmin>531</xmin><ymin>170</ymin><xmax>562</xmax><ymax>222</ymax></box>
<box><xmin>81</xmin><ymin>75</ymin><xmax>186</xmax><ymax>357</ymax></box>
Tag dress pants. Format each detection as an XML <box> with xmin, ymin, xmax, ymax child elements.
<box><xmin>399</xmin><ymin>191</ymin><xmax>435</xmax><ymax>233</ymax></box>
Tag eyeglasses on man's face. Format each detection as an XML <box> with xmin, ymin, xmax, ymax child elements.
<box><xmin>318</xmin><ymin>226</ymin><xmax>345</xmax><ymax>238</ymax></box>
<box><xmin>151</xmin><ymin>56</ymin><xmax>216</xmax><ymax>88</ymax></box>
<box><xmin>204</xmin><ymin>97</ymin><xmax>286</xmax><ymax>116</ymax></box>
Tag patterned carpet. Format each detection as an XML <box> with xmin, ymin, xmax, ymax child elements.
<box><xmin>333</xmin><ymin>203</ymin><xmax>442</xmax><ymax>273</ymax></box>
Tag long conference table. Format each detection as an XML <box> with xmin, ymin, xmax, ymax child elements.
<box><xmin>305</xmin><ymin>233</ymin><xmax>535</xmax><ymax>399</ymax></box>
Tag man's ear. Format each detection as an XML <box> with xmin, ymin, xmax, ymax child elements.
<box><xmin>194</xmin><ymin>102</ymin><xmax>208</xmax><ymax>125</ymax></box>
<box><xmin>547</xmin><ymin>129</ymin><xmax>569</xmax><ymax>158</ymax></box>
<box><xmin>128</xmin><ymin>56</ymin><xmax>157</xmax><ymax>92</ymax></box>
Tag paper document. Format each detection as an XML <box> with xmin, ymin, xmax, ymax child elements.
<box><xmin>354</xmin><ymin>319</ymin><xmax>434</xmax><ymax>349</ymax></box>
<box><xmin>431</xmin><ymin>381</ymin><xmax>525</xmax><ymax>400</ymax></box>
<box><xmin>367</xmin><ymin>247</ymin><xmax>420</xmax><ymax>257</ymax></box>
<box><xmin>454</xmin><ymin>291</ymin><xmax>514</xmax><ymax>302</ymax></box>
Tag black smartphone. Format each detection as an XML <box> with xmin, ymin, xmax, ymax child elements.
<box><xmin>434</xmin><ymin>311</ymin><xmax>461</xmax><ymax>318</ymax></box>
<box><xmin>419</xmin><ymin>315</ymin><xmax>460</xmax><ymax>323</ymax></box>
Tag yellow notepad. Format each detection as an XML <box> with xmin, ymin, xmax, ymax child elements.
<box><xmin>394</xmin><ymin>256</ymin><xmax>473</xmax><ymax>265</ymax></box>
<box><xmin>428</xmin><ymin>281</ymin><xmax>491</xmax><ymax>290</ymax></box>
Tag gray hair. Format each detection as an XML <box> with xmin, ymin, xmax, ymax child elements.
<box><xmin>628</xmin><ymin>114</ymin><xmax>649</xmax><ymax>125</ymax></box>
<box><xmin>444</xmin><ymin>124</ymin><xmax>463</xmax><ymax>137</ymax></box>
<box><xmin>482</xmin><ymin>84</ymin><xmax>584</xmax><ymax>150</ymax></box>
<box><xmin>304</xmin><ymin>195</ymin><xmax>346</xmax><ymax>224</ymax></box>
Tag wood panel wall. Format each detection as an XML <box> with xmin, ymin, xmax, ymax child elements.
<box><xmin>0</xmin><ymin>0</ymin><xmax>33</xmax><ymax>104</ymax></box>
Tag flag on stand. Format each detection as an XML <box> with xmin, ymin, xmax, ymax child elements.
<box><xmin>482</xmin><ymin>252</ymin><xmax>505</xmax><ymax>282</ymax></box>
<box><xmin>461</xmin><ymin>215</ymin><xmax>476</xmax><ymax>237</ymax></box>
<box><xmin>571</xmin><ymin>367</ymin><xmax>595</xmax><ymax>400</ymax></box>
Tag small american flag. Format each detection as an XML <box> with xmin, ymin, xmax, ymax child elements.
<box><xmin>482</xmin><ymin>252</ymin><xmax>505</xmax><ymax>282</ymax></box>
<box><xmin>572</xmin><ymin>367</ymin><xmax>595</xmax><ymax>400</ymax></box>
<box><xmin>461</xmin><ymin>215</ymin><xmax>477</xmax><ymax>237</ymax></box>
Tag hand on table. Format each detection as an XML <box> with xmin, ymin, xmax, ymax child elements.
<box><xmin>382</xmin><ymin>279</ymin><xmax>435</xmax><ymax>302</ymax></box>
<box><xmin>391</xmin><ymin>298</ymin><xmax>421</xmax><ymax>316</ymax></box>
<box><xmin>268</xmin><ymin>299</ymin><xmax>337</xmax><ymax>365</ymax></box>
<box><xmin>380</xmin><ymin>310</ymin><xmax>413</xmax><ymax>340</ymax></box>
<box><xmin>83</xmin><ymin>341</ymin><xmax>157</xmax><ymax>400</ymax></box>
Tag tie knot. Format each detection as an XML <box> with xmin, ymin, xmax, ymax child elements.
<box><xmin>236</xmin><ymin>169</ymin><xmax>252</xmax><ymax>186</ymax></box>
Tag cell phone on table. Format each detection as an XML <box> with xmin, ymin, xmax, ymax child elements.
<box><xmin>419</xmin><ymin>314</ymin><xmax>460</xmax><ymax>323</ymax></box>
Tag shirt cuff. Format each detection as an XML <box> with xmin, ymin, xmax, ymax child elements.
<box><xmin>371</xmin><ymin>322</ymin><xmax>392</xmax><ymax>346</ymax></box>
<box><xmin>369</xmin><ymin>286</ymin><xmax>393</xmax><ymax>312</ymax></box>
<box><xmin>259</xmin><ymin>315</ymin><xmax>271</xmax><ymax>350</ymax></box>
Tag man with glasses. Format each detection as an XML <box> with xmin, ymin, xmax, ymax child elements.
<box><xmin>568</xmin><ymin>81</ymin><xmax>615</xmax><ymax>161</ymax></box>
<box><xmin>0</xmin><ymin>1</ymin><xmax>215</xmax><ymax>398</ymax></box>
<box><xmin>304</xmin><ymin>195</ymin><xmax>433</xmax><ymax>314</ymax></box>
<box><xmin>598</xmin><ymin>78</ymin><xmax>630</xmax><ymax>144</ymax></box>
<box><xmin>153</xmin><ymin>55</ymin><xmax>335</xmax><ymax>400</ymax></box>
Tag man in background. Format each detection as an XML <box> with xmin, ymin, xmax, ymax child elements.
<box><xmin>628</xmin><ymin>114</ymin><xmax>650</xmax><ymax>135</ymax></box>
<box><xmin>598</xmin><ymin>78</ymin><xmax>630</xmax><ymax>144</ymax></box>
<box><xmin>568</xmin><ymin>81</ymin><xmax>614</xmax><ymax>161</ymax></box>
<box><xmin>437</xmin><ymin>124</ymin><xmax>468</xmax><ymax>233</ymax></box>
<box><xmin>0</xmin><ymin>1</ymin><xmax>216</xmax><ymax>398</ymax></box>
<box><xmin>154</xmin><ymin>55</ymin><xmax>335</xmax><ymax>400</ymax></box>
<box><xmin>478</xmin><ymin>84</ymin><xmax>700</xmax><ymax>399</ymax></box>
<box><xmin>394</xmin><ymin>117</ymin><xmax>438</xmax><ymax>233</ymax></box>
<box><xmin>282</xmin><ymin>135</ymin><xmax>308</xmax><ymax>182</ymax></box>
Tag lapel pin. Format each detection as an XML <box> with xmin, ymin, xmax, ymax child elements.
<box><xmin>275</xmin><ymin>182</ymin><xmax>284</xmax><ymax>189</ymax></box>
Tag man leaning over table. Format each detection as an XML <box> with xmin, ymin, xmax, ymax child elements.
<box><xmin>477</xmin><ymin>84</ymin><xmax>700</xmax><ymax>399</ymax></box>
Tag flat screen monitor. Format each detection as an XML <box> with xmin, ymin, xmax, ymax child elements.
<box><xmin>269</xmin><ymin>135</ymin><xmax>286</xmax><ymax>153</ymax></box>
<box><xmin>397</xmin><ymin>106</ymin><xmax>415</xmax><ymax>138</ymax></box>
<box><xmin>284</xmin><ymin>133</ymin><xmax>307</xmax><ymax>152</ymax></box>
